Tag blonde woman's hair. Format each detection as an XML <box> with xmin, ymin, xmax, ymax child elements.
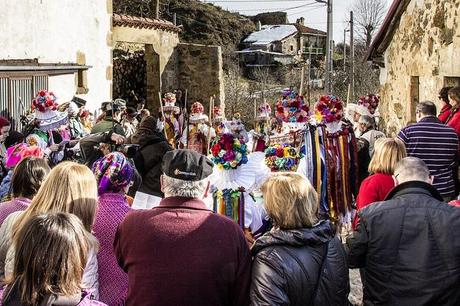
<box><xmin>12</xmin><ymin>162</ymin><xmax>98</xmax><ymax>239</ymax></box>
<box><xmin>261</xmin><ymin>172</ymin><xmax>319</xmax><ymax>230</ymax></box>
<box><xmin>368</xmin><ymin>138</ymin><xmax>406</xmax><ymax>175</ymax></box>
<box><xmin>5</xmin><ymin>213</ymin><xmax>91</xmax><ymax>305</ymax></box>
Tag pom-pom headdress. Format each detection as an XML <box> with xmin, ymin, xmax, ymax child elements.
<box><xmin>210</xmin><ymin>133</ymin><xmax>248</xmax><ymax>170</ymax></box>
<box><xmin>189</xmin><ymin>101</ymin><xmax>209</xmax><ymax>124</ymax></box>
<box><xmin>256</xmin><ymin>103</ymin><xmax>272</xmax><ymax>121</ymax></box>
<box><xmin>213</xmin><ymin>106</ymin><xmax>225</xmax><ymax>123</ymax></box>
<box><xmin>313</xmin><ymin>95</ymin><xmax>344</xmax><ymax>133</ymax></box>
<box><xmin>275</xmin><ymin>90</ymin><xmax>309</xmax><ymax>123</ymax></box>
<box><xmin>31</xmin><ymin>90</ymin><xmax>68</xmax><ymax>131</ymax></box>
<box><xmin>162</xmin><ymin>92</ymin><xmax>180</xmax><ymax>113</ymax></box>
<box><xmin>358</xmin><ymin>94</ymin><xmax>380</xmax><ymax>115</ymax></box>
<box><xmin>264</xmin><ymin>144</ymin><xmax>303</xmax><ymax>172</ymax></box>
<box><xmin>230</xmin><ymin>113</ymin><xmax>245</xmax><ymax>132</ymax></box>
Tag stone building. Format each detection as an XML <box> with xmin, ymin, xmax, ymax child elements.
<box><xmin>367</xmin><ymin>0</ymin><xmax>460</xmax><ymax>135</ymax></box>
<box><xmin>0</xmin><ymin>0</ymin><xmax>224</xmax><ymax>127</ymax></box>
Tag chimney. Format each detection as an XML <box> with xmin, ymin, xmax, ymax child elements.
<box><xmin>296</xmin><ymin>17</ymin><xmax>305</xmax><ymax>26</ymax></box>
<box><xmin>257</xmin><ymin>20</ymin><xmax>262</xmax><ymax>31</ymax></box>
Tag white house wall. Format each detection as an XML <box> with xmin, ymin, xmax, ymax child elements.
<box><xmin>0</xmin><ymin>0</ymin><xmax>112</xmax><ymax>111</ymax></box>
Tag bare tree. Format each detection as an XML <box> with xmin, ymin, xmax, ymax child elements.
<box><xmin>352</xmin><ymin>0</ymin><xmax>387</xmax><ymax>48</ymax></box>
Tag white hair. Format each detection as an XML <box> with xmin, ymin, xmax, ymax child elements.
<box><xmin>394</xmin><ymin>157</ymin><xmax>431</xmax><ymax>184</ymax></box>
<box><xmin>163</xmin><ymin>175</ymin><xmax>208</xmax><ymax>198</ymax></box>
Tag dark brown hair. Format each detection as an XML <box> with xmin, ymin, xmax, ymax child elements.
<box><xmin>439</xmin><ymin>87</ymin><xmax>453</xmax><ymax>104</ymax></box>
<box><xmin>5</xmin><ymin>213</ymin><xmax>91</xmax><ymax>305</ymax></box>
<box><xmin>10</xmin><ymin>157</ymin><xmax>50</xmax><ymax>199</ymax></box>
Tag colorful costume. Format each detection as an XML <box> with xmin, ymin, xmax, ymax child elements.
<box><xmin>181</xmin><ymin>102</ymin><xmax>215</xmax><ymax>155</ymax></box>
<box><xmin>158</xmin><ymin>92</ymin><xmax>181</xmax><ymax>148</ymax></box>
<box><xmin>251</xmin><ymin>103</ymin><xmax>272</xmax><ymax>152</ymax></box>
<box><xmin>212</xmin><ymin>106</ymin><xmax>226</xmax><ymax>137</ymax></box>
<box><xmin>229</xmin><ymin>113</ymin><xmax>249</xmax><ymax>143</ymax></box>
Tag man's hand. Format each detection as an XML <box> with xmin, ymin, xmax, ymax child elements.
<box><xmin>111</xmin><ymin>133</ymin><xmax>125</xmax><ymax>145</ymax></box>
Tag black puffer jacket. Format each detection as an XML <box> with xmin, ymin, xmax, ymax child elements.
<box><xmin>132</xmin><ymin>130</ymin><xmax>172</xmax><ymax>197</ymax></box>
<box><xmin>347</xmin><ymin>181</ymin><xmax>460</xmax><ymax>306</ymax></box>
<box><xmin>250</xmin><ymin>220</ymin><xmax>349</xmax><ymax>306</ymax></box>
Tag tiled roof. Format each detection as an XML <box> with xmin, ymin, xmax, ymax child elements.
<box><xmin>293</xmin><ymin>24</ymin><xmax>326</xmax><ymax>36</ymax></box>
<box><xmin>112</xmin><ymin>13</ymin><xmax>181</xmax><ymax>33</ymax></box>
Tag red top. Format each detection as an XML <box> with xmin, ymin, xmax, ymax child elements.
<box><xmin>439</xmin><ymin>105</ymin><xmax>460</xmax><ymax>140</ymax></box>
<box><xmin>352</xmin><ymin>173</ymin><xmax>395</xmax><ymax>230</ymax></box>
<box><xmin>438</xmin><ymin>104</ymin><xmax>452</xmax><ymax>123</ymax></box>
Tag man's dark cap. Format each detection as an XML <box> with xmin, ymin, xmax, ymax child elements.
<box><xmin>162</xmin><ymin>149</ymin><xmax>213</xmax><ymax>181</ymax></box>
<box><xmin>72</xmin><ymin>96</ymin><xmax>87</xmax><ymax>107</ymax></box>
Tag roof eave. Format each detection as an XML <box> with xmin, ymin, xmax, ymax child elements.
<box><xmin>366</xmin><ymin>0</ymin><xmax>411</xmax><ymax>62</ymax></box>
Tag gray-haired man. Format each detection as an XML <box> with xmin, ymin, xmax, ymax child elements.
<box><xmin>347</xmin><ymin>157</ymin><xmax>460</xmax><ymax>306</ymax></box>
<box><xmin>114</xmin><ymin>149</ymin><xmax>251</xmax><ymax>306</ymax></box>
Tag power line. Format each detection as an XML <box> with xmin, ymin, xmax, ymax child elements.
<box><xmin>209</xmin><ymin>0</ymin><xmax>318</xmax><ymax>2</ymax></box>
<box><xmin>237</xmin><ymin>2</ymin><xmax>322</xmax><ymax>12</ymax></box>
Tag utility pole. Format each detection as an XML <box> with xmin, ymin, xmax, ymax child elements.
<box><xmin>315</xmin><ymin>0</ymin><xmax>333</xmax><ymax>94</ymax></box>
<box><xmin>350</xmin><ymin>11</ymin><xmax>355</xmax><ymax>103</ymax></box>
<box><xmin>308</xmin><ymin>47</ymin><xmax>312</xmax><ymax>104</ymax></box>
<box><xmin>343</xmin><ymin>29</ymin><xmax>346</xmax><ymax>70</ymax></box>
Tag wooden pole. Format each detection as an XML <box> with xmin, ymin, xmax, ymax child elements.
<box><xmin>206</xmin><ymin>97</ymin><xmax>214</xmax><ymax>155</ymax></box>
<box><xmin>158</xmin><ymin>92</ymin><xmax>168</xmax><ymax>140</ymax></box>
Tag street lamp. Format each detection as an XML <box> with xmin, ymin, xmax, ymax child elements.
<box><xmin>315</xmin><ymin>0</ymin><xmax>333</xmax><ymax>94</ymax></box>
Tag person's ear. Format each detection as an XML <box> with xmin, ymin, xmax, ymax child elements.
<box><xmin>160</xmin><ymin>175</ymin><xmax>165</xmax><ymax>194</ymax></box>
<box><xmin>429</xmin><ymin>175</ymin><xmax>434</xmax><ymax>185</ymax></box>
<box><xmin>203</xmin><ymin>180</ymin><xmax>211</xmax><ymax>198</ymax></box>
<box><xmin>393</xmin><ymin>175</ymin><xmax>399</xmax><ymax>186</ymax></box>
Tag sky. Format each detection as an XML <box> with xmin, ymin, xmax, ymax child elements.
<box><xmin>205</xmin><ymin>0</ymin><xmax>394</xmax><ymax>42</ymax></box>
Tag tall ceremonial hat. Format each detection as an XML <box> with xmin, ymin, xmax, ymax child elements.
<box><xmin>255</xmin><ymin>102</ymin><xmax>272</xmax><ymax>121</ymax></box>
<box><xmin>189</xmin><ymin>102</ymin><xmax>209</xmax><ymax>124</ymax></box>
<box><xmin>31</xmin><ymin>90</ymin><xmax>68</xmax><ymax>131</ymax></box>
<box><xmin>162</xmin><ymin>92</ymin><xmax>180</xmax><ymax>114</ymax></box>
<box><xmin>213</xmin><ymin>105</ymin><xmax>225</xmax><ymax>123</ymax></box>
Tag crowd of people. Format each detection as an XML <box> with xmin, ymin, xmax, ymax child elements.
<box><xmin>0</xmin><ymin>86</ymin><xmax>457</xmax><ymax>306</ymax></box>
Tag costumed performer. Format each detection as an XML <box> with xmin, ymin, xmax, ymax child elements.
<box><xmin>157</xmin><ymin>92</ymin><xmax>181</xmax><ymax>148</ymax></box>
<box><xmin>180</xmin><ymin>102</ymin><xmax>215</xmax><ymax>155</ymax></box>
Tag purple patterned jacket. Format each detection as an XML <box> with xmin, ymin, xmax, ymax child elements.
<box><xmin>93</xmin><ymin>193</ymin><xmax>131</xmax><ymax>306</ymax></box>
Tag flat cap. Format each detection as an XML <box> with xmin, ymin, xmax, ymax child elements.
<box><xmin>161</xmin><ymin>149</ymin><xmax>213</xmax><ymax>181</ymax></box>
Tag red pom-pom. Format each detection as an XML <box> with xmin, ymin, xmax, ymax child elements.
<box><xmin>39</xmin><ymin>90</ymin><xmax>46</xmax><ymax>97</ymax></box>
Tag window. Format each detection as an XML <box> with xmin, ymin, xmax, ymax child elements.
<box><xmin>290</xmin><ymin>45</ymin><xmax>294</xmax><ymax>52</ymax></box>
<box><xmin>0</xmin><ymin>75</ymin><xmax>48</xmax><ymax>130</ymax></box>
<box><xmin>76</xmin><ymin>69</ymin><xmax>88</xmax><ymax>94</ymax></box>
<box><xmin>444</xmin><ymin>76</ymin><xmax>460</xmax><ymax>87</ymax></box>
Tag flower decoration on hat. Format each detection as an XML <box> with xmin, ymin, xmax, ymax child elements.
<box><xmin>31</xmin><ymin>90</ymin><xmax>68</xmax><ymax>131</ymax></box>
<box><xmin>210</xmin><ymin>133</ymin><xmax>248</xmax><ymax>170</ymax></box>
<box><xmin>264</xmin><ymin>144</ymin><xmax>303</xmax><ymax>172</ymax></box>
<box><xmin>276</xmin><ymin>90</ymin><xmax>309</xmax><ymax>123</ymax></box>
<box><xmin>32</xmin><ymin>90</ymin><xmax>58</xmax><ymax>113</ymax></box>
<box><xmin>189</xmin><ymin>101</ymin><xmax>209</xmax><ymax>124</ymax></box>
<box><xmin>358</xmin><ymin>94</ymin><xmax>379</xmax><ymax>115</ymax></box>
<box><xmin>314</xmin><ymin>95</ymin><xmax>344</xmax><ymax>124</ymax></box>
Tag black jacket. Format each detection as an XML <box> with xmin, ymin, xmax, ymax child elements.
<box><xmin>346</xmin><ymin>181</ymin><xmax>460</xmax><ymax>306</ymax></box>
<box><xmin>250</xmin><ymin>221</ymin><xmax>349</xmax><ymax>306</ymax></box>
<box><xmin>132</xmin><ymin>130</ymin><xmax>172</xmax><ymax>197</ymax></box>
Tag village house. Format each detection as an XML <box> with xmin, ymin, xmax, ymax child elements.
<box><xmin>367</xmin><ymin>0</ymin><xmax>460</xmax><ymax>136</ymax></box>
<box><xmin>0</xmin><ymin>0</ymin><xmax>224</xmax><ymax>129</ymax></box>
<box><xmin>238</xmin><ymin>18</ymin><xmax>326</xmax><ymax>68</ymax></box>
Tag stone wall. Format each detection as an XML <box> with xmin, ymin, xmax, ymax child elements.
<box><xmin>379</xmin><ymin>0</ymin><xmax>460</xmax><ymax>136</ymax></box>
<box><xmin>112</xmin><ymin>25</ymin><xmax>180</xmax><ymax>111</ymax></box>
<box><xmin>162</xmin><ymin>43</ymin><xmax>225</xmax><ymax>111</ymax></box>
